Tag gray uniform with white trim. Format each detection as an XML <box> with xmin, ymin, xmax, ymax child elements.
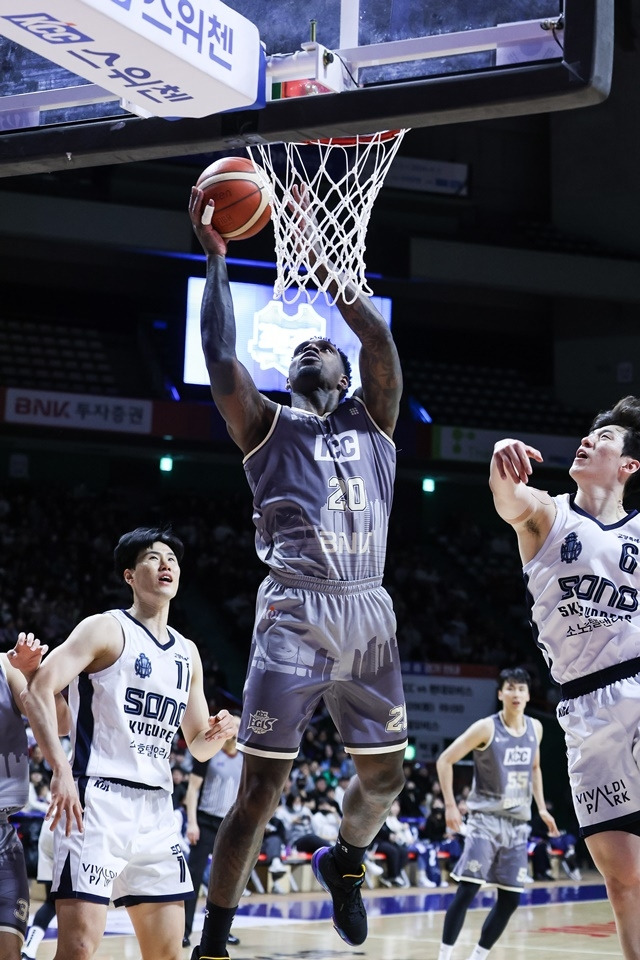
<box><xmin>239</xmin><ymin>396</ymin><xmax>407</xmax><ymax>759</ymax></box>
<box><xmin>452</xmin><ymin>713</ymin><xmax>536</xmax><ymax>891</ymax></box>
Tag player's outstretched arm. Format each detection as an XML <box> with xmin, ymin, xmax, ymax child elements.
<box><xmin>22</xmin><ymin>614</ymin><xmax>121</xmax><ymax>835</ymax></box>
<box><xmin>189</xmin><ymin>187</ymin><xmax>275</xmax><ymax>455</ymax></box>
<box><xmin>7</xmin><ymin>632</ymin><xmax>71</xmax><ymax>736</ymax></box>
<box><xmin>337</xmin><ymin>291</ymin><xmax>402</xmax><ymax>439</ymax></box>
<box><xmin>436</xmin><ymin>717</ymin><xmax>493</xmax><ymax>832</ymax></box>
<box><xmin>490</xmin><ymin>438</ymin><xmax>556</xmax><ymax>563</ymax></box>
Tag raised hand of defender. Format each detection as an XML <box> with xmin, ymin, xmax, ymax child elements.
<box><xmin>189</xmin><ymin>186</ymin><xmax>228</xmax><ymax>258</ymax></box>
<box><xmin>8</xmin><ymin>631</ymin><xmax>49</xmax><ymax>680</ymax></box>
<box><xmin>492</xmin><ymin>438</ymin><xmax>543</xmax><ymax>484</ymax></box>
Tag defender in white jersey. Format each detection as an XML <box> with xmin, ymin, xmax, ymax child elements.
<box><xmin>490</xmin><ymin>396</ymin><xmax>640</xmax><ymax>960</ymax></box>
<box><xmin>189</xmin><ymin>183</ymin><xmax>407</xmax><ymax>959</ymax></box>
<box><xmin>435</xmin><ymin>668</ymin><xmax>557</xmax><ymax>960</ymax></box>
<box><xmin>21</xmin><ymin>527</ymin><xmax>235</xmax><ymax>960</ymax></box>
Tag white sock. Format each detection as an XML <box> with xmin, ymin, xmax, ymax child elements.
<box><xmin>22</xmin><ymin>925</ymin><xmax>45</xmax><ymax>959</ymax></box>
<box><xmin>466</xmin><ymin>946</ymin><xmax>490</xmax><ymax>960</ymax></box>
<box><xmin>438</xmin><ymin>945</ymin><xmax>454</xmax><ymax>960</ymax></box>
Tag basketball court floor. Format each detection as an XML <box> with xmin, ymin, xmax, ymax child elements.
<box><xmin>29</xmin><ymin>870</ymin><xmax>622</xmax><ymax>960</ymax></box>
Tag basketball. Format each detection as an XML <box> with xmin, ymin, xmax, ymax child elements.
<box><xmin>196</xmin><ymin>156</ymin><xmax>271</xmax><ymax>241</ymax></box>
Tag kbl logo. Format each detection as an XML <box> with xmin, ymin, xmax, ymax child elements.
<box><xmin>3</xmin><ymin>13</ymin><xmax>93</xmax><ymax>44</ymax></box>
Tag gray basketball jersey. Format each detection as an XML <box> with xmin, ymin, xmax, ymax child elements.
<box><xmin>524</xmin><ymin>493</ymin><xmax>640</xmax><ymax>685</ymax></box>
<box><xmin>467</xmin><ymin>713</ymin><xmax>537</xmax><ymax>821</ymax></box>
<box><xmin>69</xmin><ymin>609</ymin><xmax>193</xmax><ymax>792</ymax></box>
<box><xmin>243</xmin><ymin>397</ymin><xmax>396</xmax><ymax>582</ymax></box>
<box><xmin>0</xmin><ymin>658</ymin><xmax>29</xmax><ymax>815</ymax></box>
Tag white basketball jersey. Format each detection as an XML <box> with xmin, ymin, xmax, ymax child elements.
<box><xmin>524</xmin><ymin>493</ymin><xmax>640</xmax><ymax>685</ymax></box>
<box><xmin>69</xmin><ymin>608</ymin><xmax>193</xmax><ymax>792</ymax></box>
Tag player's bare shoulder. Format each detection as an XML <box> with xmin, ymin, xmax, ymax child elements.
<box><xmin>65</xmin><ymin>612</ymin><xmax>126</xmax><ymax>673</ymax></box>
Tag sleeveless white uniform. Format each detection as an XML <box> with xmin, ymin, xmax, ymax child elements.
<box><xmin>452</xmin><ymin>713</ymin><xmax>536</xmax><ymax>892</ymax></box>
<box><xmin>523</xmin><ymin>493</ymin><xmax>640</xmax><ymax>835</ymax></box>
<box><xmin>52</xmin><ymin>609</ymin><xmax>194</xmax><ymax>905</ymax></box>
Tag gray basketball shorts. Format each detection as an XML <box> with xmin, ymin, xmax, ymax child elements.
<box><xmin>238</xmin><ymin>573</ymin><xmax>408</xmax><ymax>760</ymax></box>
<box><xmin>0</xmin><ymin>818</ymin><xmax>29</xmax><ymax>941</ymax></box>
<box><xmin>557</xmin><ymin>674</ymin><xmax>640</xmax><ymax>836</ymax></box>
<box><xmin>451</xmin><ymin>812</ymin><xmax>530</xmax><ymax>892</ymax></box>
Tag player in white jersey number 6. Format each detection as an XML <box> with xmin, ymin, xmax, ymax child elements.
<box><xmin>490</xmin><ymin>396</ymin><xmax>640</xmax><ymax>960</ymax></box>
<box><xmin>21</xmin><ymin>527</ymin><xmax>235</xmax><ymax>960</ymax></box>
<box><xmin>188</xmin><ymin>183</ymin><xmax>408</xmax><ymax>959</ymax></box>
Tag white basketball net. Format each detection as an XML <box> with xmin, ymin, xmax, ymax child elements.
<box><xmin>248</xmin><ymin>129</ymin><xmax>408</xmax><ymax>305</ymax></box>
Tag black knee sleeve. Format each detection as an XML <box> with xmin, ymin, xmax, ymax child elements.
<box><xmin>441</xmin><ymin>880</ymin><xmax>479</xmax><ymax>945</ymax></box>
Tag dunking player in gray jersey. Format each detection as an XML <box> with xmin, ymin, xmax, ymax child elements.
<box><xmin>0</xmin><ymin>633</ymin><xmax>69</xmax><ymax>960</ymax></box>
<box><xmin>491</xmin><ymin>397</ymin><xmax>640</xmax><ymax>960</ymax></box>
<box><xmin>189</xmin><ymin>183</ymin><xmax>407</xmax><ymax>959</ymax></box>
<box><xmin>436</xmin><ymin>668</ymin><xmax>557</xmax><ymax>960</ymax></box>
<box><xmin>22</xmin><ymin>527</ymin><xmax>235</xmax><ymax>960</ymax></box>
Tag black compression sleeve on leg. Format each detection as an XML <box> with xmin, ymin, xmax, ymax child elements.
<box><xmin>199</xmin><ymin>902</ymin><xmax>237</xmax><ymax>957</ymax></box>
<box><xmin>478</xmin><ymin>888</ymin><xmax>521</xmax><ymax>949</ymax></box>
<box><xmin>333</xmin><ymin>832</ymin><xmax>369</xmax><ymax>873</ymax></box>
<box><xmin>441</xmin><ymin>880</ymin><xmax>479</xmax><ymax>945</ymax></box>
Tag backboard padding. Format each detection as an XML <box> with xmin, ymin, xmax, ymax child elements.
<box><xmin>0</xmin><ymin>0</ymin><xmax>612</xmax><ymax>177</ymax></box>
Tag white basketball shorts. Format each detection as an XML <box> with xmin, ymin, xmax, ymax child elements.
<box><xmin>557</xmin><ymin>673</ymin><xmax>640</xmax><ymax>836</ymax></box>
<box><xmin>52</xmin><ymin>777</ymin><xmax>193</xmax><ymax>906</ymax></box>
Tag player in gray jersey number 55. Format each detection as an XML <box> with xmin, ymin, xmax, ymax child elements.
<box><xmin>188</xmin><ymin>182</ymin><xmax>408</xmax><ymax>959</ymax></box>
<box><xmin>435</xmin><ymin>667</ymin><xmax>557</xmax><ymax>960</ymax></box>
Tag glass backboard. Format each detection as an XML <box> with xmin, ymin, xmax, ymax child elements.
<box><xmin>0</xmin><ymin>0</ymin><xmax>612</xmax><ymax>177</ymax></box>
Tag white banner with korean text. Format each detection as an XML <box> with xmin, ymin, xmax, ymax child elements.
<box><xmin>403</xmin><ymin>662</ymin><xmax>499</xmax><ymax>762</ymax></box>
<box><xmin>0</xmin><ymin>0</ymin><xmax>263</xmax><ymax>119</ymax></box>
<box><xmin>4</xmin><ymin>388</ymin><xmax>152</xmax><ymax>434</ymax></box>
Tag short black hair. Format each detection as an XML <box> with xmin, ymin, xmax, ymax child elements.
<box><xmin>498</xmin><ymin>666</ymin><xmax>531</xmax><ymax>690</ymax></box>
<box><xmin>589</xmin><ymin>396</ymin><xmax>640</xmax><ymax>490</ymax></box>
<box><xmin>113</xmin><ymin>526</ymin><xmax>184</xmax><ymax>578</ymax></box>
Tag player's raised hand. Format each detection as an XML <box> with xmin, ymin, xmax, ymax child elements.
<box><xmin>8</xmin><ymin>631</ymin><xmax>49</xmax><ymax>679</ymax></box>
<box><xmin>492</xmin><ymin>438</ymin><xmax>543</xmax><ymax>484</ymax></box>
<box><xmin>189</xmin><ymin>186</ymin><xmax>228</xmax><ymax>258</ymax></box>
